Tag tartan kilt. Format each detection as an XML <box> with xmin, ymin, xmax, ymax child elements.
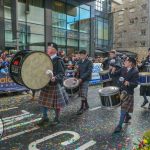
<box><xmin>140</xmin><ymin>85</ymin><xmax>150</xmax><ymax>96</ymax></box>
<box><xmin>79</xmin><ymin>81</ymin><xmax>89</xmax><ymax>99</ymax></box>
<box><xmin>121</xmin><ymin>95</ymin><xmax>134</xmax><ymax>113</ymax></box>
<box><xmin>38</xmin><ymin>83</ymin><xmax>68</xmax><ymax>109</ymax></box>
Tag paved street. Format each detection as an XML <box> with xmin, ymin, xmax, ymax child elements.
<box><xmin>0</xmin><ymin>85</ymin><xmax>150</xmax><ymax>150</ymax></box>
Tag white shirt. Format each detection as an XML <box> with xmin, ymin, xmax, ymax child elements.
<box><xmin>127</xmin><ymin>67</ymin><xmax>131</xmax><ymax>72</ymax></box>
<box><xmin>50</xmin><ymin>54</ymin><xmax>57</xmax><ymax>60</ymax></box>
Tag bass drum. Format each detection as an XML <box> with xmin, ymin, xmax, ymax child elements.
<box><xmin>9</xmin><ymin>50</ymin><xmax>53</xmax><ymax>90</ymax></box>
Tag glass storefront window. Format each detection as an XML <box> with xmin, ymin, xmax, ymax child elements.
<box><xmin>98</xmin><ymin>19</ymin><xmax>103</xmax><ymax>39</ymax></box>
<box><xmin>27</xmin><ymin>34</ymin><xmax>44</xmax><ymax>50</ymax></box>
<box><xmin>79</xmin><ymin>8</ymin><xmax>90</xmax><ymax>33</ymax></box>
<box><xmin>67</xmin><ymin>39</ymin><xmax>78</xmax><ymax>47</ymax></box>
<box><xmin>104</xmin><ymin>21</ymin><xmax>108</xmax><ymax>40</ymax></box>
<box><xmin>96</xmin><ymin>17</ymin><xmax>109</xmax><ymax>48</ymax></box>
<box><xmin>52</xmin><ymin>28</ymin><xmax>66</xmax><ymax>37</ymax></box>
<box><xmin>80</xmin><ymin>4</ymin><xmax>90</xmax><ymax>10</ymax></box>
<box><xmin>67</xmin><ymin>6</ymin><xmax>79</xmax><ymax>31</ymax></box>
<box><xmin>53</xmin><ymin>37</ymin><xmax>66</xmax><ymax>46</ymax></box>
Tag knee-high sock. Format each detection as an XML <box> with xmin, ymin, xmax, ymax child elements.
<box><xmin>42</xmin><ymin>107</ymin><xmax>48</xmax><ymax>119</ymax></box>
<box><xmin>143</xmin><ymin>94</ymin><xmax>148</xmax><ymax>102</ymax></box>
<box><xmin>55</xmin><ymin>108</ymin><xmax>60</xmax><ymax>119</ymax></box>
<box><xmin>118</xmin><ymin>110</ymin><xmax>126</xmax><ymax>127</ymax></box>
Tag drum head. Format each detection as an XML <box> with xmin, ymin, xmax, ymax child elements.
<box><xmin>21</xmin><ymin>52</ymin><xmax>53</xmax><ymax>90</ymax></box>
<box><xmin>63</xmin><ymin>78</ymin><xmax>79</xmax><ymax>89</ymax></box>
<box><xmin>99</xmin><ymin>86</ymin><xmax>119</xmax><ymax>96</ymax></box>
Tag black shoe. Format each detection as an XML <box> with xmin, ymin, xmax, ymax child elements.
<box><xmin>76</xmin><ymin>108</ymin><xmax>84</xmax><ymax>115</ymax></box>
<box><xmin>124</xmin><ymin>114</ymin><xmax>131</xmax><ymax>123</ymax></box>
<box><xmin>84</xmin><ymin>105</ymin><xmax>89</xmax><ymax>110</ymax></box>
<box><xmin>37</xmin><ymin>118</ymin><xmax>49</xmax><ymax>126</ymax></box>
<box><xmin>51</xmin><ymin>117</ymin><xmax>60</xmax><ymax>125</ymax></box>
<box><xmin>114</xmin><ymin>125</ymin><xmax>122</xmax><ymax>133</ymax></box>
<box><xmin>84</xmin><ymin>102</ymin><xmax>89</xmax><ymax>110</ymax></box>
<box><xmin>54</xmin><ymin>117</ymin><xmax>60</xmax><ymax>123</ymax></box>
<box><xmin>141</xmin><ymin>101</ymin><xmax>148</xmax><ymax>107</ymax></box>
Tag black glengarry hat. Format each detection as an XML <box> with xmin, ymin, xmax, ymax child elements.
<box><xmin>127</xmin><ymin>56</ymin><xmax>136</xmax><ymax>65</ymax></box>
<box><xmin>48</xmin><ymin>42</ymin><xmax>58</xmax><ymax>51</ymax></box>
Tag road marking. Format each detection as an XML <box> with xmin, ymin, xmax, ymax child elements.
<box><xmin>0</xmin><ymin>107</ymin><xmax>18</xmax><ymax>112</ymax></box>
<box><xmin>4</xmin><ymin>114</ymin><xmax>34</xmax><ymax>126</ymax></box>
<box><xmin>28</xmin><ymin>131</ymin><xmax>80</xmax><ymax>150</ymax></box>
<box><xmin>75</xmin><ymin>140</ymin><xmax>96</xmax><ymax>150</ymax></box>
<box><xmin>89</xmin><ymin>106</ymin><xmax>101</xmax><ymax>111</ymax></box>
<box><xmin>1</xmin><ymin>127</ymin><xmax>39</xmax><ymax>141</ymax></box>
<box><xmin>0</xmin><ymin>118</ymin><xmax>4</xmax><ymax>139</ymax></box>
<box><xmin>5</xmin><ymin>118</ymin><xmax>41</xmax><ymax>131</ymax></box>
<box><xmin>3</xmin><ymin>110</ymin><xmax>30</xmax><ymax>122</ymax></box>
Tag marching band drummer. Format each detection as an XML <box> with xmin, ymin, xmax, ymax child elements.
<box><xmin>76</xmin><ymin>50</ymin><xmax>93</xmax><ymax>115</ymax></box>
<box><xmin>138</xmin><ymin>48</ymin><xmax>150</xmax><ymax>109</ymax></box>
<box><xmin>110</xmin><ymin>57</ymin><xmax>139</xmax><ymax>133</ymax></box>
<box><xmin>37</xmin><ymin>42</ymin><xmax>67</xmax><ymax>126</ymax></box>
<box><xmin>103</xmin><ymin>49</ymin><xmax>122</xmax><ymax>87</ymax></box>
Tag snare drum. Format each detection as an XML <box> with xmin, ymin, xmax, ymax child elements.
<box><xmin>99</xmin><ymin>70</ymin><xmax>111</xmax><ymax>83</ymax></box>
<box><xmin>139</xmin><ymin>72</ymin><xmax>150</xmax><ymax>85</ymax></box>
<box><xmin>99</xmin><ymin>86</ymin><xmax>120</xmax><ymax>108</ymax></box>
<box><xmin>9</xmin><ymin>50</ymin><xmax>53</xmax><ymax>90</ymax></box>
<box><xmin>63</xmin><ymin>78</ymin><xmax>79</xmax><ymax>95</ymax></box>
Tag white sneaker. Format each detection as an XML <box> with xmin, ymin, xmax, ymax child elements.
<box><xmin>22</xmin><ymin>91</ymin><xmax>27</xmax><ymax>95</ymax></box>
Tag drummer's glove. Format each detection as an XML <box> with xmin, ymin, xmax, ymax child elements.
<box><xmin>46</xmin><ymin>70</ymin><xmax>53</xmax><ymax>78</ymax></box>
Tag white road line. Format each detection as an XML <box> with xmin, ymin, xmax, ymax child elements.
<box><xmin>4</xmin><ymin>114</ymin><xmax>34</xmax><ymax>126</ymax></box>
<box><xmin>3</xmin><ymin>110</ymin><xmax>30</xmax><ymax>122</ymax></box>
<box><xmin>28</xmin><ymin>131</ymin><xmax>80</xmax><ymax>150</ymax></box>
<box><xmin>0</xmin><ymin>107</ymin><xmax>18</xmax><ymax>112</ymax></box>
<box><xmin>5</xmin><ymin>118</ymin><xmax>41</xmax><ymax>131</ymax></box>
<box><xmin>1</xmin><ymin>127</ymin><xmax>39</xmax><ymax>141</ymax></box>
<box><xmin>75</xmin><ymin>140</ymin><xmax>96</xmax><ymax>150</ymax></box>
<box><xmin>89</xmin><ymin>106</ymin><xmax>101</xmax><ymax>111</ymax></box>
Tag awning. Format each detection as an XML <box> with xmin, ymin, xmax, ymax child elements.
<box><xmin>95</xmin><ymin>50</ymin><xmax>109</xmax><ymax>54</ymax></box>
<box><xmin>117</xmin><ymin>50</ymin><xmax>137</xmax><ymax>58</ymax></box>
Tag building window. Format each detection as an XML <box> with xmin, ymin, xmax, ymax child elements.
<box><xmin>141</xmin><ymin>4</ymin><xmax>147</xmax><ymax>9</ymax></box>
<box><xmin>141</xmin><ymin>16</ymin><xmax>147</xmax><ymax>23</ymax></box>
<box><xmin>117</xmin><ymin>42</ymin><xmax>122</xmax><ymax>48</ymax></box>
<box><xmin>95</xmin><ymin>0</ymin><xmax>110</xmax><ymax>12</ymax></box>
<box><xmin>118</xmin><ymin>22</ymin><xmax>124</xmax><ymax>26</ymax></box>
<box><xmin>129</xmin><ymin>18</ymin><xmax>134</xmax><ymax>24</ymax></box>
<box><xmin>141</xmin><ymin>29</ymin><xmax>146</xmax><ymax>36</ymax></box>
<box><xmin>118</xmin><ymin>11</ymin><xmax>124</xmax><ymax>15</ymax></box>
<box><xmin>129</xmin><ymin>8</ymin><xmax>135</xmax><ymax>13</ymax></box>
<box><xmin>140</xmin><ymin>41</ymin><xmax>146</xmax><ymax>47</ymax></box>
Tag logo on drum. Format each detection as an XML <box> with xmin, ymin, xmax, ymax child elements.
<box><xmin>0</xmin><ymin>118</ymin><xmax>4</xmax><ymax>139</ymax></box>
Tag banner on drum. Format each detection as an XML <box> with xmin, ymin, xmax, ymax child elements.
<box><xmin>0</xmin><ymin>73</ymin><xmax>27</xmax><ymax>92</ymax></box>
<box><xmin>89</xmin><ymin>63</ymin><xmax>103</xmax><ymax>85</ymax></box>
